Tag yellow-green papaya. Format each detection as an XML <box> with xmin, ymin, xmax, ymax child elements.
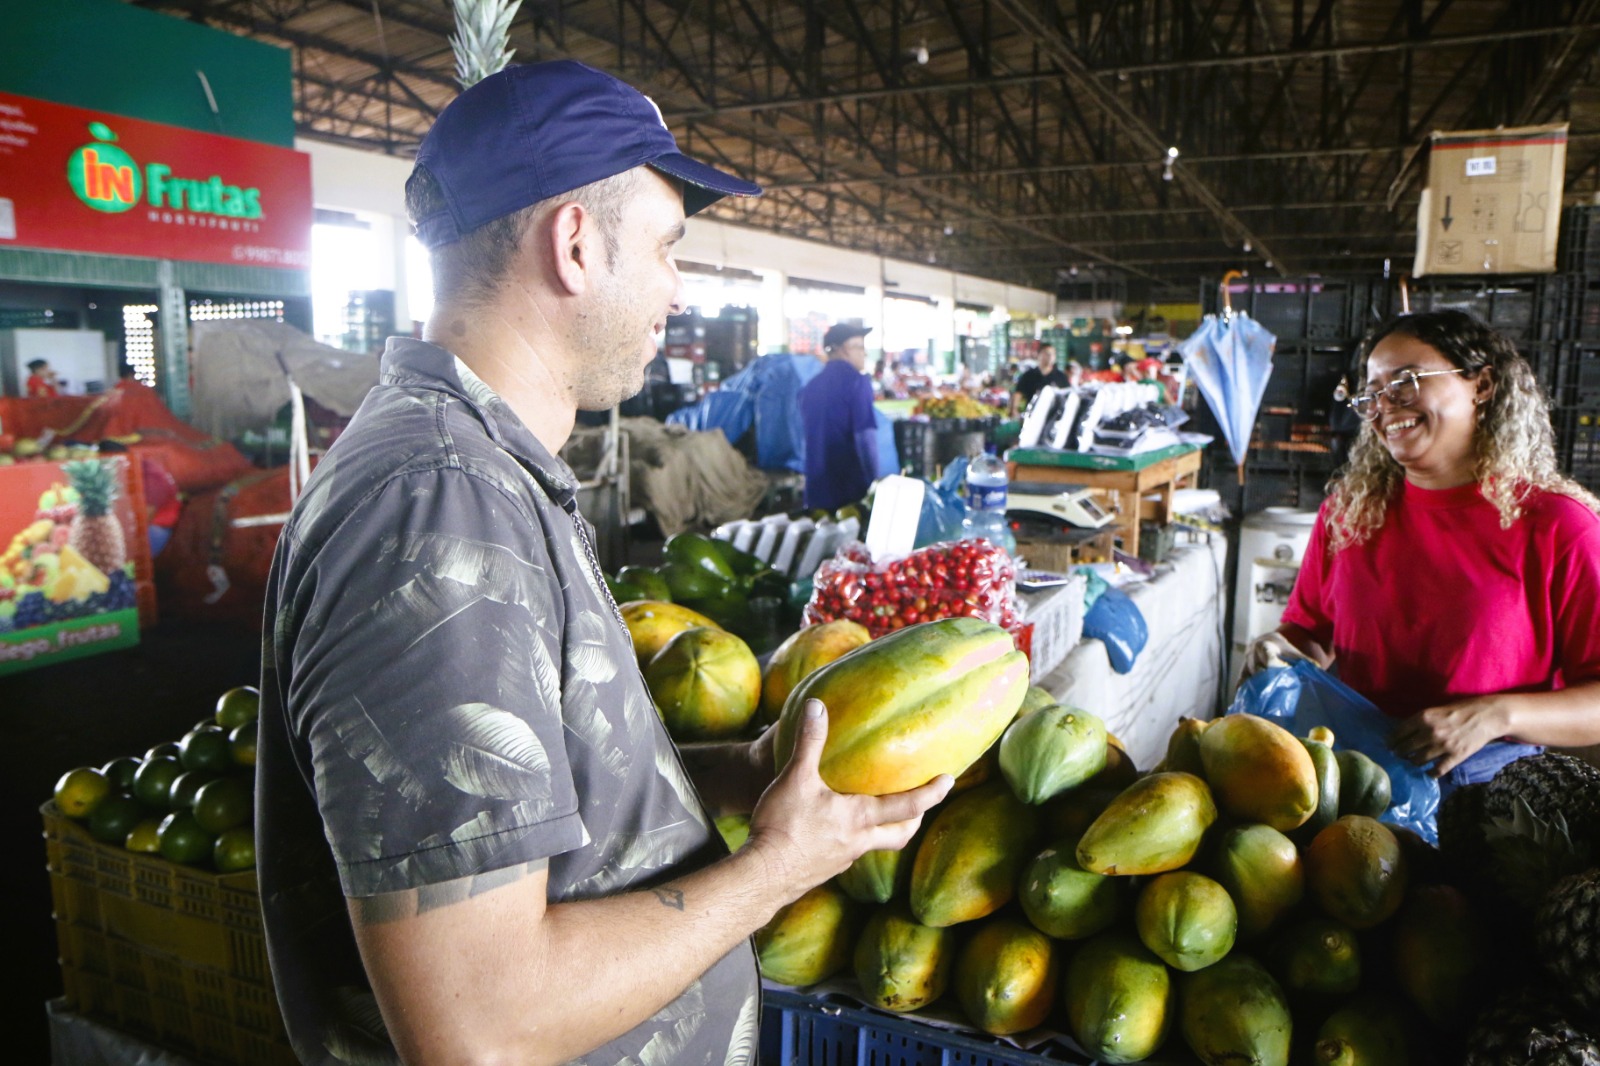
<box><xmin>754</xmin><ymin>883</ymin><xmax>862</xmax><ymax>986</ymax></box>
<box><xmin>1179</xmin><ymin>954</ymin><xmax>1292</xmax><ymax>1066</ymax></box>
<box><xmin>1063</xmin><ymin>930</ymin><xmax>1174</xmax><ymax>1065</ymax></box>
<box><xmin>1076</xmin><ymin>772</ymin><xmax>1217</xmax><ymax>876</ymax></box>
<box><xmin>1198</xmin><ymin>714</ymin><xmax>1319</xmax><ymax>831</ymax></box>
<box><xmin>1304</xmin><ymin>816</ymin><xmax>1408</xmax><ymax>930</ymax></box>
<box><xmin>853</xmin><ymin>903</ymin><xmax>955</xmax><ymax>1013</ymax></box>
<box><xmin>1206</xmin><ymin>823</ymin><xmax>1305</xmax><ymax>941</ymax></box>
<box><xmin>910</xmin><ymin>782</ymin><xmax>1038</xmax><ymax>927</ymax></box>
<box><xmin>1135</xmin><ymin>870</ymin><xmax>1238</xmax><ymax>972</ymax></box>
<box><xmin>1018</xmin><ymin>839</ymin><xmax>1124</xmax><ymax>940</ymax></box>
<box><xmin>953</xmin><ymin>918</ymin><xmax>1058</xmax><ymax>1036</ymax></box>
<box><xmin>1266</xmin><ymin>916</ymin><xmax>1361</xmax><ymax>1001</ymax></box>
<box><xmin>998</xmin><ymin>704</ymin><xmax>1107</xmax><ymax>804</ymax></box>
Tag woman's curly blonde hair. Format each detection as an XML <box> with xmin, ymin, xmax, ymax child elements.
<box><xmin>1324</xmin><ymin>309</ymin><xmax>1600</xmax><ymax>552</ymax></box>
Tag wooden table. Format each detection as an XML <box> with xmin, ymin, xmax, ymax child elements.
<box><xmin>1006</xmin><ymin>444</ymin><xmax>1204</xmax><ymax>558</ymax></box>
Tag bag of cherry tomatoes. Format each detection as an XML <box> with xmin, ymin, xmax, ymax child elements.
<box><xmin>802</xmin><ymin>538</ymin><xmax>1020</xmax><ymax>638</ymax></box>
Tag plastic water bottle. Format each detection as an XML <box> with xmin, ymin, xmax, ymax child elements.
<box><xmin>962</xmin><ymin>452</ymin><xmax>1017</xmax><ymax>555</ymax></box>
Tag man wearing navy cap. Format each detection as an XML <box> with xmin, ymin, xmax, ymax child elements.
<box><xmin>799</xmin><ymin>322</ymin><xmax>880</xmax><ymax>510</ymax></box>
<box><xmin>257</xmin><ymin>61</ymin><xmax>950</xmax><ymax>1066</ymax></box>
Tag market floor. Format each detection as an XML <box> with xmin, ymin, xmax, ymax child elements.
<box><xmin>0</xmin><ymin>618</ymin><xmax>267</xmax><ymax>1064</ymax></box>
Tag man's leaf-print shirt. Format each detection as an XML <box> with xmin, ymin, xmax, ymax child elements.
<box><xmin>257</xmin><ymin>338</ymin><xmax>760</xmax><ymax>1066</ymax></box>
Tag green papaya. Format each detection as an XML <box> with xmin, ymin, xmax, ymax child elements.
<box><xmin>1154</xmin><ymin>716</ymin><xmax>1209</xmax><ymax>775</ymax></box>
<box><xmin>606</xmin><ymin>575</ymin><xmax>646</xmax><ymax>604</ymax></box>
<box><xmin>1179</xmin><ymin>954</ymin><xmax>1292</xmax><ymax>1066</ymax></box>
<box><xmin>658</xmin><ymin>559</ymin><xmax>734</xmax><ymax>602</ymax></box>
<box><xmin>1135</xmin><ymin>871</ymin><xmax>1238</xmax><ymax>972</ymax></box>
<box><xmin>853</xmin><ymin>904</ymin><xmax>955</xmax><ymax>1012</ymax></box>
<box><xmin>1266</xmin><ymin>916</ymin><xmax>1361</xmax><ymax>1001</ymax></box>
<box><xmin>617</xmin><ymin>565</ymin><xmax>673</xmax><ymax>602</ymax></box>
<box><xmin>1019</xmin><ymin>685</ymin><xmax>1056</xmax><ymax>717</ymax></box>
<box><xmin>754</xmin><ymin>883</ymin><xmax>862</xmax><ymax>986</ymax></box>
<box><xmin>1063</xmin><ymin>930</ymin><xmax>1174</xmax><ymax>1064</ymax></box>
<box><xmin>998</xmin><ymin>704</ymin><xmax>1107</xmax><ymax>804</ymax></box>
<box><xmin>1076</xmin><ymin>772</ymin><xmax>1217</xmax><ymax>877</ymax></box>
<box><xmin>1335</xmin><ymin>749</ymin><xmax>1392</xmax><ymax>819</ymax></box>
<box><xmin>1304</xmin><ymin>816</ymin><xmax>1408</xmax><ymax>930</ymax></box>
<box><xmin>663</xmin><ymin>531</ymin><xmax>739</xmax><ymax>583</ymax></box>
<box><xmin>1314</xmin><ymin>995</ymin><xmax>1412</xmax><ymax>1066</ymax></box>
<box><xmin>910</xmin><ymin>782</ymin><xmax>1038</xmax><ymax>927</ymax></box>
<box><xmin>744</xmin><ymin>568</ymin><xmax>791</xmax><ymax>600</ymax></box>
<box><xmin>1206</xmin><ymin>824</ymin><xmax>1304</xmax><ymax>941</ymax></box>
<box><xmin>953</xmin><ymin>918</ymin><xmax>1058</xmax><ymax>1036</ymax></box>
<box><xmin>705</xmin><ymin>535</ymin><xmax>769</xmax><ymax>577</ymax></box>
<box><xmin>1293</xmin><ymin>735</ymin><xmax>1342</xmax><ymax>845</ymax></box>
<box><xmin>837</xmin><ymin>845</ymin><xmax>912</xmax><ymax>905</ymax></box>
<box><xmin>1018</xmin><ymin>840</ymin><xmax>1124</xmax><ymax>940</ymax></box>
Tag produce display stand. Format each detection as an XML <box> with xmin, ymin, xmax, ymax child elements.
<box><xmin>41</xmin><ymin>802</ymin><xmax>295</xmax><ymax>1066</ymax></box>
<box><xmin>1004</xmin><ymin>444</ymin><xmax>1203</xmax><ymax>558</ymax></box>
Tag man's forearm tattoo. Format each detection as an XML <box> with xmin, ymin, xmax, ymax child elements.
<box><xmin>653</xmin><ymin>887</ymin><xmax>685</xmax><ymax>911</ymax></box>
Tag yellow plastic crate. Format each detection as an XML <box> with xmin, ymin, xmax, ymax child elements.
<box><xmin>42</xmin><ymin>801</ymin><xmax>298</xmax><ymax>1066</ymax></box>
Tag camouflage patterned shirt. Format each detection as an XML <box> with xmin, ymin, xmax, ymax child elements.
<box><xmin>258</xmin><ymin>338</ymin><xmax>760</xmax><ymax>1066</ymax></box>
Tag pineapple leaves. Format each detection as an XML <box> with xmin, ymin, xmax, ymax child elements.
<box><xmin>450</xmin><ymin>0</ymin><xmax>522</xmax><ymax>89</ymax></box>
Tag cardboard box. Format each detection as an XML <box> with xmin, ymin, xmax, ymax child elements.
<box><xmin>1414</xmin><ymin>123</ymin><xmax>1567</xmax><ymax>276</ymax></box>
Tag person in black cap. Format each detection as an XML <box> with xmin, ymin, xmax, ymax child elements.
<box><xmin>799</xmin><ymin>323</ymin><xmax>879</xmax><ymax>510</ymax></box>
<box><xmin>256</xmin><ymin>60</ymin><xmax>949</xmax><ymax>1066</ymax></box>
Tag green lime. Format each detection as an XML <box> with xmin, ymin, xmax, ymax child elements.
<box><xmin>213</xmin><ymin>826</ymin><xmax>256</xmax><ymax>872</ymax></box>
<box><xmin>54</xmin><ymin>767</ymin><xmax>111</xmax><ymax>818</ymax></box>
<box><xmin>87</xmin><ymin>793</ymin><xmax>146</xmax><ymax>845</ymax></box>
<box><xmin>179</xmin><ymin>728</ymin><xmax>233</xmax><ymax>775</ymax></box>
<box><xmin>131</xmin><ymin>755</ymin><xmax>183</xmax><ymax>809</ymax></box>
<box><xmin>100</xmin><ymin>756</ymin><xmax>141</xmax><ymax>793</ymax></box>
<box><xmin>144</xmin><ymin>741</ymin><xmax>181</xmax><ymax>762</ymax></box>
<box><xmin>228</xmin><ymin>720</ymin><xmax>257</xmax><ymax>767</ymax></box>
<box><xmin>157</xmin><ymin>810</ymin><xmax>214</xmax><ymax>866</ymax></box>
<box><xmin>124</xmin><ymin>817</ymin><xmax>162</xmax><ymax>853</ymax></box>
<box><xmin>193</xmin><ymin>776</ymin><xmax>252</xmax><ymax>834</ymax></box>
<box><xmin>192</xmin><ymin>719</ymin><xmax>223</xmax><ymax>736</ymax></box>
<box><xmin>168</xmin><ymin>769</ymin><xmax>219</xmax><ymax>811</ymax></box>
<box><xmin>214</xmin><ymin>686</ymin><xmax>260</xmax><ymax>731</ymax></box>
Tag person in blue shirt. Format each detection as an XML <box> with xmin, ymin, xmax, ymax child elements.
<box><xmin>800</xmin><ymin>323</ymin><xmax>878</xmax><ymax>510</ymax></box>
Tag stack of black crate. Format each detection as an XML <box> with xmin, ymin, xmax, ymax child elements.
<box><xmin>1552</xmin><ymin>207</ymin><xmax>1600</xmax><ymax>493</ymax></box>
<box><xmin>1193</xmin><ymin>277</ymin><xmax>1369</xmax><ymax>515</ymax></box>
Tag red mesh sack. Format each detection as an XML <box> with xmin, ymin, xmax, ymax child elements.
<box><xmin>802</xmin><ymin>538</ymin><xmax>1020</xmax><ymax>639</ymax></box>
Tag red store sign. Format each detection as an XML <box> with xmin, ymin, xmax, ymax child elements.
<box><xmin>0</xmin><ymin>91</ymin><xmax>312</xmax><ymax>270</ymax></box>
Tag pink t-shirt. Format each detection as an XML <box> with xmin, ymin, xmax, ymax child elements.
<box><xmin>1281</xmin><ymin>481</ymin><xmax>1600</xmax><ymax>718</ymax></box>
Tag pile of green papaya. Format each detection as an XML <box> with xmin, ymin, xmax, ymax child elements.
<box><xmin>605</xmin><ymin>532</ymin><xmax>799</xmax><ymax>654</ymax></box>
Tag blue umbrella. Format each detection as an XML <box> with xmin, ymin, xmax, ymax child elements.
<box><xmin>1179</xmin><ymin>288</ymin><xmax>1277</xmax><ymax>483</ymax></box>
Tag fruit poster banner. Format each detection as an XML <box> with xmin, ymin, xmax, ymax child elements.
<box><xmin>0</xmin><ymin>91</ymin><xmax>311</xmax><ymax>270</ymax></box>
<box><xmin>1</xmin><ymin>455</ymin><xmax>143</xmax><ymax>675</ymax></box>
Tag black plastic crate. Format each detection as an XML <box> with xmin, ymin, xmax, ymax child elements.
<box><xmin>893</xmin><ymin>419</ymin><xmax>935</xmax><ymax>479</ymax></box>
<box><xmin>1411</xmin><ymin>276</ymin><xmax>1559</xmax><ymax>344</ymax></box>
<box><xmin>1560</xmin><ymin>205</ymin><xmax>1600</xmax><ymax>275</ymax></box>
<box><xmin>1557</xmin><ymin>407</ymin><xmax>1600</xmax><ymax>492</ymax></box>
<box><xmin>1202</xmin><ymin>277</ymin><xmax>1364</xmax><ymax>342</ymax></box>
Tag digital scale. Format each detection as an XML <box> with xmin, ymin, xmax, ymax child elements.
<box><xmin>1006</xmin><ymin>480</ymin><xmax>1116</xmax><ymax>530</ymax></box>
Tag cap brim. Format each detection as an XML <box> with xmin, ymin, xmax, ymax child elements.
<box><xmin>650</xmin><ymin>153</ymin><xmax>762</xmax><ymax>216</ymax></box>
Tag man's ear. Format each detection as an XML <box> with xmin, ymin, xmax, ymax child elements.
<box><xmin>546</xmin><ymin>200</ymin><xmax>592</xmax><ymax>296</ymax></box>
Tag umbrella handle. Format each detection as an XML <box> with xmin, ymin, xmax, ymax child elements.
<box><xmin>1237</xmin><ymin>463</ymin><xmax>1246</xmax><ymax>486</ymax></box>
<box><xmin>1219</xmin><ymin>270</ymin><xmax>1246</xmax><ymax>317</ymax></box>
<box><xmin>1398</xmin><ymin>273</ymin><xmax>1412</xmax><ymax>314</ymax></box>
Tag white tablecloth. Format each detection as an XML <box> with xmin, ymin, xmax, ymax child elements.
<box><xmin>1035</xmin><ymin>536</ymin><xmax>1229</xmax><ymax>772</ymax></box>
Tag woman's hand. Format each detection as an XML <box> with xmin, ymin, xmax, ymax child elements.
<box><xmin>1388</xmin><ymin>696</ymin><xmax>1512</xmax><ymax>778</ymax></box>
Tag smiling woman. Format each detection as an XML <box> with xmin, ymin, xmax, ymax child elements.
<box><xmin>1247</xmin><ymin>310</ymin><xmax>1600</xmax><ymax>808</ymax></box>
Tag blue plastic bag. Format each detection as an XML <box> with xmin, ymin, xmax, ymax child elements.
<box><xmin>1081</xmin><ymin>587</ymin><xmax>1147</xmax><ymax>674</ymax></box>
<box><xmin>1228</xmin><ymin>660</ymin><xmax>1440</xmax><ymax>843</ymax></box>
<box><xmin>913</xmin><ymin>458</ymin><xmax>970</xmax><ymax>547</ymax></box>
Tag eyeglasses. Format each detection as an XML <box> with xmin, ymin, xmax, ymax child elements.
<box><xmin>1347</xmin><ymin>368</ymin><xmax>1470</xmax><ymax>421</ymax></box>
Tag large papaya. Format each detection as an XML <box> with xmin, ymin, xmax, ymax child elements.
<box><xmin>1198</xmin><ymin>714</ymin><xmax>1320</xmax><ymax>831</ymax></box>
<box><xmin>620</xmin><ymin>600</ymin><xmax>722</xmax><ymax>668</ymax></box>
<box><xmin>759</xmin><ymin>620</ymin><xmax>873</xmax><ymax>725</ymax></box>
<box><xmin>1018</xmin><ymin>839</ymin><xmax>1124</xmax><ymax>940</ymax></box>
<box><xmin>662</xmin><ymin>531</ymin><xmax>739</xmax><ymax>584</ymax></box>
<box><xmin>1206</xmin><ymin>824</ymin><xmax>1304</xmax><ymax>941</ymax></box>
<box><xmin>1266</xmin><ymin>916</ymin><xmax>1361</xmax><ymax>1002</ymax></box>
<box><xmin>1335</xmin><ymin>749</ymin><xmax>1392</xmax><ymax>819</ymax></box>
<box><xmin>1019</xmin><ymin>685</ymin><xmax>1057</xmax><ymax>717</ymax></box>
<box><xmin>910</xmin><ymin>782</ymin><xmax>1038</xmax><ymax>928</ymax></box>
<box><xmin>953</xmin><ymin>918</ymin><xmax>1059</xmax><ymax>1036</ymax></box>
<box><xmin>1179</xmin><ymin>954</ymin><xmax>1293</xmax><ymax>1066</ymax></box>
<box><xmin>774</xmin><ymin>617</ymin><xmax>1028</xmax><ymax>796</ymax></box>
<box><xmin>1076</xmin><ymin>772</ymin><xmax>1217</xmax><ymax>876</ymax></box>
<box><xmin>754</xmin><ymin>883</ymin><xmax>862</xmax><ymax>986</ymax></box>
<box><xmin>1314</xmin><ymin>995</ymin><xmax>1412</xmax><ymax>1066</ymax></box>
<box><xmin>998</xmin><ymin>704</ymin><xmax>1107</xmax><ymax>804</ymax></box>
<box><xmin>1135</xmin><ymin>871</ymin><xmax>1238</xmax><ymax>972</ymax></box>
<box><xmin>1304</xmin><ymin>816</ymin><xmax>1408</xmax><ymax>930</ymax></box>
<box><xmin>1391</xmin><ymin>884</ymin><xmax>1487</xmax><ymax>1030</ymax></box>
<box><xmin>1063</xmin><ymin>930</ymin><xmax>1174</xmax><ymax>1065</ymax></box>
<box><xmin>837</xmin><ymin>844</ymin><xmax>913</xmax><ymax>905</ymax></box>
<box><xmin>853</xmin><ymin>903</ymin><xmax>956</xmax><ymax>1012</ymax></box>
<box><xmin>616</xmin><ymin>565</ymin><xmax>672</xmax><ymax>603</ymax></box>
<box><xmin>1154</xmin><ymin>716</ymin><xmax>1210</xmax><ymax>775</ymax></box>
<box><xmin>643</xmin><ymin>627</ymin><xmax>761</xmax><ymax>741</ymax></box>
<box><xmin>1294</xmin><ymin>732</ymin><xmax>1342</xmax><ymax>845</ymax></box>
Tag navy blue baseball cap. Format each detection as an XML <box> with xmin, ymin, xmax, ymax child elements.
<box><xmin>413</xmin><ymin>60</ymin><xmax>762</xmax><ymax>247</ymax></box>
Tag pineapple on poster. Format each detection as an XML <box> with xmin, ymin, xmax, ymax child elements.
<box><xmin>0</xmin><ymin>455</ymin><xmax>141</xmax><ymax>674</ymax></box>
